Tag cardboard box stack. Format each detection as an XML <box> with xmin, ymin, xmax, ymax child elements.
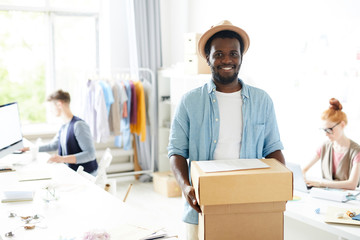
<box><xmin>184</xmin><ymin>33</ymin><xmax>211</xmax><ymax>75</ymax></box>
<box><xmin>191</xmin><ymin>159</ymin><xmax>293</xmax><ymax>240</ymax></box>
<box><xmin>153</xmin><ymin>171</ymin><xmax>182</xmax><ymax>198</ymax></box>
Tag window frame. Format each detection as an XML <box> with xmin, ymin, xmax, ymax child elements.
<box><xmin>0</xmin><ymin>2</ymin><xmax>100</xmax><ymax>127</ymax></box>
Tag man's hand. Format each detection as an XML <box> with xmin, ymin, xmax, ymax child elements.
<box><xmin>183</xmin><ymin>185</ymin><xmax>201</xmax><ymax>213</ymax></box>
<box><xmin>170</xmin><ymin>154</ymin><xmax>202</xmax><ymax>213</ymax></box>
<box><xmin>20</xmin><ymin>147</ymin><xmax>30</xmax><ymax>152</ymax></box>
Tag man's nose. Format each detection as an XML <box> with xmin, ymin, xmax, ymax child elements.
<box><xmin>221</xmin><ymin>54</ymin><xmax>232</xmax><ymax>64</ymax></box>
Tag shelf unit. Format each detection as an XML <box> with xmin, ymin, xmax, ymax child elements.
<box><xmin>157</xmin><ymin>67</ymin><xmax>211</xmax><ymax>172</ymax></box>
<box><xmin>157</xmin><ymin>69</ymin><xmax>172</xmax><ymax>172</ymax></box>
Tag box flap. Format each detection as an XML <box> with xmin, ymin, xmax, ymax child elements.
<box><xmin>191</xmin><ymin>159</ymin><xmax>293</xmax><ymax>206</ymax></box>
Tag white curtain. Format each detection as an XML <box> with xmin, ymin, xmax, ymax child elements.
<box><xmin>128</xmin><ymin>0</ymin><xmax>162</xmax><ymax>176</ymax></box>
<box><xmin>125</xmin><ymin>0</ymin><xmax>140</xmax><ymax>79</ymax></box>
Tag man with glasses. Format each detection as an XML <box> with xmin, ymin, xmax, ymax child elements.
<box><xmin>303</xmin><ymin>98</ymin><xmax>360</xmax><ymax>190</ymax></box>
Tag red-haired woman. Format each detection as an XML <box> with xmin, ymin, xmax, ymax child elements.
<box><xmin>303</xmin><ymin>98</ymin><xmax>360</xmax><ymax>190</ymax></box>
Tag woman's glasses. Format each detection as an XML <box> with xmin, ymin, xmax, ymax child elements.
<box><xmin>321</xmin><ymin>122</ymin><xmax>341</xmax><ymax>134</ymax></box>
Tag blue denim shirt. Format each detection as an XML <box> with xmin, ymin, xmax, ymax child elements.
<box><xmin>167</xmin><ymin>78</ymin><xmax>284</xmax><ymax>224</ymax></box>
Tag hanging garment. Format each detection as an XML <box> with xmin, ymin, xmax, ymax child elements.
<box><xmin>135</xmin><ymin>78</ymin><xmax>155</xmax><ymax>177</ymax></box>
<box><xmin>109</xmin><ymin>82</ymin><xmax>121</xmax><ymax>135</ymax></box>
<box><xmin>129</xmin><ymin>81</ymin><xmax>138</xmax><ymax>124</ymax></box>
<box><xmin>130</xmin><ymin>81</ymin><xmax>147</xmax><ymax>142</ymax></box>
<box><xmin>98</xmin><ymin>80</ymin><xmax>114</xmax><ymax>116</ymax></box>
<box><xmin>117</xmin><ymin>81</ymin><xmax>129</xmax><ymax>121</ymax></box>
<box><xmin>82</xmin><ymin>80</ymin><xmax>110</xmax><ymax>143</ymax></box>
<box><xmin>142</xmin><ymin>78</ymin><xmax>153</xmax><ymax>126</ymax></box>
<box><xmin>115</xmin><ymin>81</ymin><xmax>132</xmax><ymax>150</ymax></box>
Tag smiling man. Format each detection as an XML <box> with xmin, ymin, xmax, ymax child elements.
<box><xmin>168</xmin><ymin>20</ymin><xmax>285</xmax><ymax>240</ymax></box>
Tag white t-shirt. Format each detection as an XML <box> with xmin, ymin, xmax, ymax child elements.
<box><xmin>213</xmin><ymin>90</ymin><xmax>243</xmax><ymax>160</ymax></box>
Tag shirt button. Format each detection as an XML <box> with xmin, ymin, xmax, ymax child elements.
<box><xmin>213</xmin><ymin>99</ymin><xmax>216</xmax><ymax>102</ymax></box>
<box><xmin>214</xmin><ymin>140</ymin><xmax>217</xmax><ymax>143</ymax></box>
<box><xmin>215</xmin><ymin>118</ymin><xmax>219</xmax><ymax>122</ymax></box>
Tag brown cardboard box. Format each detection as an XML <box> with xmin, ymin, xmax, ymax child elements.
<box><xmin>153</xmin><ymin>171</ymin><xmax>182</xmax><ymax>197</ymax></box>
<box><xmin>199</xmin><ymin>202</ymin><xmax>286</xmax><ymax>240</ymax></box>
<box><xmin>184</xmin><ymin>33</ymin><xmax>201</xmax><ymax>54</ymax></box>
<box><xmin>191</xmin><ymin>159</ymin><xmax>293</xmax><ymax>240</ymax></box>
<box><xmin>183</xmin><ymin>33</ymin><xmax>211</xmax><ymax>75</ymax></box>
<box><xmin>184</xmin><ymin>54</ymin><xmax>211</xmax><ymax>75</ymax></box>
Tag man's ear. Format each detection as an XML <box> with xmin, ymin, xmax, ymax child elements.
<box><xmin>206</xmin><ymin>55</ymin><xmax>210</xmax><ymax>66</ymax></box>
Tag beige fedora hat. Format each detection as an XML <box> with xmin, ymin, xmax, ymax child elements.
<box><xmin>197</xmin><ymin>20</ymin><xmax>250</xmax><ymax>59</ymax></box>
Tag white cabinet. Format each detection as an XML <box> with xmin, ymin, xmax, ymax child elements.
<box><xmin>157</xmin><ymin>67</ymin><xmax>210</xmax><ymax>172</ymax></box>
<box><xmin>157</xmin><ymin>69</ymin><xmax>172</xmax><ymax>172</ymax></box>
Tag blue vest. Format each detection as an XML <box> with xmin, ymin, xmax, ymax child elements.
<box><xmin>58</xmin><ymin>116</ymin><xmax>98</xmax><ymax>173</ymax></box>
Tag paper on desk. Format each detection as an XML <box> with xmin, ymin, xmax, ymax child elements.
<box><xmin>195</xmin><ymin>159</ymin><xmax>269</xmax><ymax>173</ymax></box>
<box><xmin>325</xmin><ymin>206</ymin><xmax>360</xmax><ymax>226</ymax></box>
<box><xmin>17</xmin><ymin>169</ymin><xmax>52</xmax><ymax>182</ymax></box>
<box><xmin>1</xmin><ymin>189</ymin><xmax>34</xmax><ymax>203</ymax></box>
<box><xmin>310</xmin><ymin>188</ymin><xmax>350</xmax><ymax>202</ymax></box>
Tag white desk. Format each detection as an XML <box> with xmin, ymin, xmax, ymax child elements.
<box><xmin>285</xmin><ymin>190</ymin><xmax>360</xmax><ymax>240</ymax></box>
<box><xmin>0</xmin><ymin>152</ymin><xmax>177</xmax><ymax>240</ymax></box>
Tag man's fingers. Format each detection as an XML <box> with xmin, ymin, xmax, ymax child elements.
<box><xmin>189</xmin><ymin>194</ymin><xmax>201</xmax><ymax>213</ymax></box>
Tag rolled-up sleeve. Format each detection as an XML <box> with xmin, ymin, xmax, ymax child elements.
<box><xmin>168</xmin><ymin>97</ymin><xmax>190</xmax><ymax>160</ymax></box>
<box><xmin>73</xmin><ymin>121</ymin><xmax>97</xmax><ymax>164</ymax></box>
<box><xmin>263</xmin><ymin>96</ymin><xmax>283</xmax><ymax>157</ymax></box>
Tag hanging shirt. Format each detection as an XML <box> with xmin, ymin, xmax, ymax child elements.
<box><xmin>117</xmin><ymin>82</ymin><xmax>129</xmax><ymax>120</ymax></box>
<box><xmin>82</xmin><ymin>80</ymin><xmax>110</xmax><ymax>143</ymax></box>
<box><xmin>98</xmin><ymin>80</ymin><xmax>114</xmax><ymax>116</ymax></box>
<box><xmin>109</xmin><ymin>82</ymin><xmax>121</xmax><ymax>135</ymax></box>
<box><xmin>142</xmin><ymin>79</ymin><xmax>153</xmax><ymax>127</ymax></box>
<box><xmin>129</xmin><ymin>81</ymin><xmax>138</xmax><ymax>124</ymax></box>
<box><xmin>135</xmin><ymin>78</ymin><xmax>154</xmax><ymax>172</ymax></box>
<box><xmin>130</xmin><ymin>81</ymin><xmax>147</xmax><ymax>142</ymax></box>
<box><xmin>115</xmin><ymin>80</ymin><xmax>132</xmax><ymax>150</ymax></box>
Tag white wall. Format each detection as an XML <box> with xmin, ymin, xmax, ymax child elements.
<box><xmin>99</xmin><ymin>0</ymin><xmax>131</xmax><ymax>76</ymax></box>
<box><xmin>160</xmin><ymin>0</ymin><xmax>360</xmax><ymax>174</ymax></box>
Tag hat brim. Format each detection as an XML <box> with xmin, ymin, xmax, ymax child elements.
<box><xmin>197</xmin><ymin>25</ymin><xmax>250</xmax><ymax>59</ymax></box>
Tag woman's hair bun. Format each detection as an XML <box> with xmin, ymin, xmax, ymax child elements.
<box><xmin>329</xmin><ymin>98</ymin><xmax>342</xmax><ymax>111</ymax></box>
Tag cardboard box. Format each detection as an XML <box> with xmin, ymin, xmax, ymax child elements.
<box><xmin>184</xmin><ymin>33</ymin><xmax>201</xmax><ymax>54</ymax></box>
<box><xmin>191</xmin><ymin>159</ymin><xmax>293</xmax><ymax>205</ymax></box>
<box><xmin>184</xmin><ymin>54</ymin><xmax>211</xmax><ymax>75</ymax></box>
<box><xmin>191</xmin><ymin>159</ymin><xmax>293</xmax><ymax>240</ymax></box>
<box><xmin>199</xmin><ymin>202</ymin><xmax>286</xmax><ymax>240</ymax></box>
<box><xmin>153</xmin><ymin>171</ymin><xmax>182</xmax><ymax>197</ymax></box>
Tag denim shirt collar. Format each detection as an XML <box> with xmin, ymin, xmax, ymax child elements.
<box><xmin>207</xmin><ymin>78</ymin><xmax>249</xmax><ymax>101</ymax></box>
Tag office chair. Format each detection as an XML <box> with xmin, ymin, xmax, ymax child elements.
<box><xmin>77</xmin><ymin>148</ymin><xmax>115</xmax><ymax>194</ymax></box>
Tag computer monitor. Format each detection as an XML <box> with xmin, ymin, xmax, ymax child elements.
<box><xmin>0</xmin><ymin>102</ymin><xmax>23</xmax><ymax>159</ymax></box>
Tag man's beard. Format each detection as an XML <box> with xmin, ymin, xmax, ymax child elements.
<box><xmin>211</xmin><ymin>66</ymin><xmax>240</xmax><ymax>85</ymax></box>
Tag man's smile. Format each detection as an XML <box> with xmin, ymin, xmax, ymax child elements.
<box><xmin>218</xmin><ymin>65</ymin><xmax>235</xmax><ymax>71</ymax></box>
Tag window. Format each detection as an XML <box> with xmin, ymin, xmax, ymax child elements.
<box><xmin>0</xmin><ymin>1</ymin><xmax>99</xmax><ymax>124</ymax></box>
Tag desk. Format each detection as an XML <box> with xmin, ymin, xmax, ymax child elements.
<box><xmin>0</xmin><ymin>152</ymin><xmax>177</xmax><ymax>240</ymax></box>
<box><xmin>285</xmin><ymin>190</ymin><xmax>360</xmax><ymax>240</ymax></box>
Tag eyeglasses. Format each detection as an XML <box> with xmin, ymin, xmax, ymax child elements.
<box><xmin>321</xmin><ymin>122</ymin><xmax>341</xmax><ymax>134</ymax></box>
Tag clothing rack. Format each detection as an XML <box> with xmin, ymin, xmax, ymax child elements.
<box><xmin>104</xmin><ymin>68</ymin><xmax>156</xmax><ymax>178</ymax></box>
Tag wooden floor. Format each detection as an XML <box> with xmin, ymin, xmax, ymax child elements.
<box><xmin>114</xmin><ymin>176</ymin><xmax>186</xmax><ymax>239</ymax></box>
